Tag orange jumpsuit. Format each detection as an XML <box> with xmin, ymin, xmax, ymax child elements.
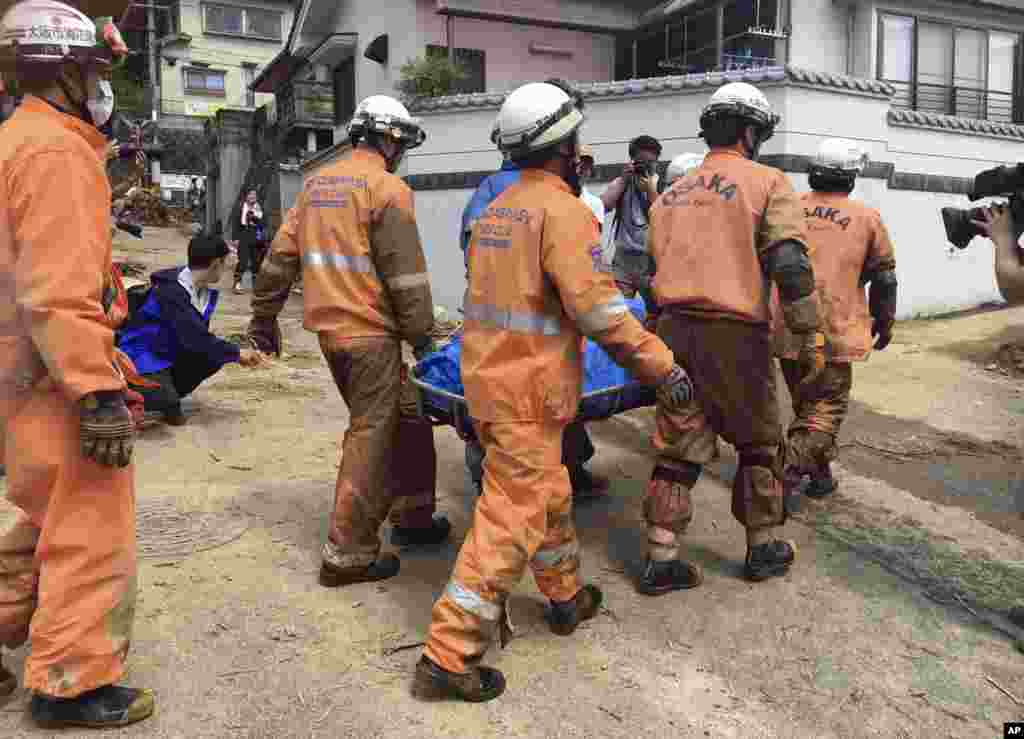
<box><xmin>251</xmin><ymin>149</ymin><xmax>436</xmax><ymax>568</ymax></box>
<box><xmin>646</xmin><ymin>149</ymin><xmax>809</xmax><ymax>554</ymax></box>
<box><xmin>424</xmin><ymin>169</ymin><xmax>674</xmax><ymax>674</ymax></box>
<box><xmin>773</xmin><ymin>191</ymin><xmax>896</xmax><ymax>470</ymax></box>
<box><xmin>0</xmin><ymin>97</ymin><xmax>137</xmax><ymax>697</ymax></box>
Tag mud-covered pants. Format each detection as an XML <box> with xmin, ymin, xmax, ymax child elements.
<box><xmin>646</xmin><ymin>314</ymin><xmax>785</xmax><ymax>560</ymax></box>
<box><xmin>424</xmin><ymin>420</ymin><xmax>581</xmax><ymax>673</ymax></box>
<box><xmin>0</xmin><ymin>386</ymin><xmax>136</xmax><ymax>697</ymax></box>
<box><xmin>778</xmin><ymin>360</ymin><xmax>852</xmax><ymax>473</ymax></box>
<box><xmin>319</xmin><ymin>336</ymin><xmax>438</xmax><ymax>569</ymax></box>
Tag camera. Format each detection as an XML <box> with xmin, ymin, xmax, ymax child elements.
<box><xmin>632</xmin><ymin>160</ymin><xmax>655</xmax><ymax>180</ymax></box>
<box><xmin>942</xmin><ymin>163</ymin><xmax>1024</xmax><ymax>249</ymax></box>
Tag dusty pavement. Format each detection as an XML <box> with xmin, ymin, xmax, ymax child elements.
<box><xmin>2</xmin><ymin>226</ymin><xmax>1023</xmax><ymax>738</ymax></box>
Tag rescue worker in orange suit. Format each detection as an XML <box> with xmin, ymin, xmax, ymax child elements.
<box><xmin>642</xmin><ymin>82</ymin><xmax>826</xmax><ymax>591</ymax></box>
<box><xmin>774</xmin><ymin>139</ymin><xmax>897</xmax><ymax>499</ymax></box>
<box><xmin>413</xmin><ymin>82</ymin><xmax>693</xmax><ymax>702</ymax></box>
<box><xmin>0</xmin><ymin>1</ymin><xmax>154</xmax><ymax>728</ymax></box>
<box><xmin>247</xmin><ymin>95</ymin><xmax>451</xmax><ymax>587</ymax></box>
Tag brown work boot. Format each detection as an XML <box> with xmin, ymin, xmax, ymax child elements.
<box><xmin>30</xmin><ymin>685</ymin><xmax>155</xmax><ymax>729</ymax></box>
<box><xmin>805</xmin><ymin>463</ymin><xmax>838</xmax><ymax>499</ymax></box>
<box><xmin>0</xmin><ymin>660</ymin><xmax>15</xmax><ymax>698</ymax></box>
<box><xmin>411</xmin><ymin>656</ymin><xmax>506</xmax><ymax>703</ymax></box>
<box><xmin>318</xmin><ymin>553</ymin><xmax>400</xmax><ymax>587</ymax></box>
<box><xmin>744</xmin><ymin>539</ymin><xmax>797</xmax><ymax>582</ymax></box>
<box><xmin>546</xmin><ymin>584</ymin><xmax>603</xmax><ymax>636</ymax></box>
<box><xmin>637</xmin><ymin>558</ymin><xmax>704</xmax><ymax>596</ymax></box>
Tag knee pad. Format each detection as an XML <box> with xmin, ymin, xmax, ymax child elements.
<box><xmin>644</xmin><ymin>463</ymin><xmax>701</xmax><ymax>533</ymax></box>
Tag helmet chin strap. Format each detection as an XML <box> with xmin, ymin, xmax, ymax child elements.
<box><xmin>56</xmin><ymin>66</ymin><xmax>93</xmax><ymax>125</ymax></box>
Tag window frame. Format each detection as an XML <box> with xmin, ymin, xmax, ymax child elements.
<box><xmin>183</xmin><ymin>66</ymin><xmax>227</xmax><ymax>97</ymax></box>
<box><xmin>202</xmin><ymin>2</ymin><xmax>283</xmax><ymax>42</ymax></box>
<box><xmin>877</xmin><ymin>11</ymin><xmax>1022</xmax><ymax>123</ymax></box>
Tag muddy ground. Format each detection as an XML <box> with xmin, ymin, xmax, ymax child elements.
<box><xmin>2</xmin><ymin>227</ymin><xmax>1023</xmax><ymax>738</ymax></box>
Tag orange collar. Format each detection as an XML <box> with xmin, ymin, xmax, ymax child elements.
<box><xmin>519</xmin><ymin>168</ymin><xmax>572</xmax><ymax>194</ymax></box>
<box><xmin>351</xmin><ymin>146</ymin><xmax>388</xmax><ymax>170</ymax></box>
<box><xmin>705</xmin><ymin>148</ymin><xmax>747</xmax><ymax>162</ymax></box>
<box><xmin>19</xmin><ymin>95</ymin><xmax>109</xmax><ymax>156</ymax></box>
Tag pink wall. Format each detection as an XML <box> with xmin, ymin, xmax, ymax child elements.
<box><xmin>415</xmin><ymin>0</ymin><xmax>616</xmax><ymax>90</ymax></box>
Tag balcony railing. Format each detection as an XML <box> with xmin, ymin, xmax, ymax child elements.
<box><xmin>277</xmin><ymin>80</ymin><xmax>335</xmax><ymax>132</ymax></box>
<box><xmin>883</xmin><ymin>80</ymin><xmax>1020</xmax><ymax>124</ymax></box>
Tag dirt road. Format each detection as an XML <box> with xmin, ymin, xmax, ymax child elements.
<box><xmin>1</xmin><ymin>228</ymin><xmax>1022</xmax><ymax>738</ymax></box>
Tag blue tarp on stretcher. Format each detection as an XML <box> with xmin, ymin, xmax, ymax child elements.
<box><xmin>411</xmin><ymin>297</ymin><xmax>657</xmax><ymax>436</ymax></box>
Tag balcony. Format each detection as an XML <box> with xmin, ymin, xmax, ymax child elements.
<box><xmin>276</xmin><ymin>80</ymin><xmax>335</xmax><ymax>133</ymax></box>
<box><xmin>885</xmin><ymin>80</ymin><xmax>1021</xmax><ymax>125</ymax></box>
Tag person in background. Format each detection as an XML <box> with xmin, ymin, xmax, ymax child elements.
<box><xmin>577</xmin><ymin>144</ymin><xmax>605</xmax><ymax>231</ymax></box>
<box><xmin>233</xmin><ymin>189</ymin><xmax>266</xmax><ymax>294</ymax></box>
<box><xmin>973</xmin><ymin>204</ymin><xmax>1024</xmax><ymax>305</ymax></box>
<box><xmin>601</xmin><ymin>135</ymin><xmax>663</xmax><ymax>307</ymax></box>
<box><xmin>117</xmin><ymin>235</ymin><xmax>263</xmax><ymax>426</ymax></box>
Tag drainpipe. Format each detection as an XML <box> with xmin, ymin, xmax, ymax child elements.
<box><xmin>846</xmin><ymin>2</ymin><xmax>855</xmax><ymax>76</ymax></box>
<box><xmin>784</xmin><ymin>0</ymin><xmax>793</xmax><ymax>64</ymax></box>
<box><xmin>307</xmin><ymin>130</ymin><xmax>317</xmax><ymax>153</ymax></box>
<box><xmin>715</xmin><ymin>1</ymin><xmax>724</xmax><ymax>70</ymax></box>
<box><xmin>447</xmin><ymin>15</ymin><xmax>454</xmax><ymax>62</ymax></box>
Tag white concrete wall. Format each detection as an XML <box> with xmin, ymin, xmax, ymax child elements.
<box><xmin>790</xmin><ymin>0</ymin><xmax>850</xmax><ymax>75</ymax></box>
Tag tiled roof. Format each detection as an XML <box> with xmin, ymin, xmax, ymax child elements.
<box><xmin>888</xmin><ymin>109</ymin><xmax>1024</xmax><ymax>140</ymax></box>
<box><xmin>407</xmin><ymin>65</ymin><xmax>895</xmax><ymax>112</ymax></box>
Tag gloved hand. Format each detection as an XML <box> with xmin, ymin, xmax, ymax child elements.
<box><xmin>871</xmin><ymin>318</ymin><xmax>894</xmax><ymax>350</ymax></box>
<box><xmin>413</xmin><ymin>338</ymin><xmax>440</xmax><ymax>362</ymax></box>
<box><xmin>657</xmin><ymin>364</ymin><xmax>693</xmax><ymax>409</ymax></box>
<box><xmin>797</xmin><ymin>331</ymin><xmax>827</xmax><ymax>388</ymax></box>
<box><xmin>248</xmin><ymin>315</ymin><xmax>282</xmax><ymax>356</ymax></box>
<box><xmin>79</xmin><ymin>390</ymin><xmax>135</xmax><ymax>467</ymax></box>
<box><xmin>124</xmin><ymin>388</ymin><xmax>146</xmax><ymax>429</ymax></box>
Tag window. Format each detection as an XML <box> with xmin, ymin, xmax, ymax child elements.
<box><xmin>879</xmin><ymin>14</ymin><xmax>1022</xmax><ymax>123</ymax></box>
<box><xmin>184</xmin><ymin>68</ymin><xmax>226</xmax><ymax>96</ymax></box>
<box><xmin>426</xmin><ymin>46</ymin><xmax>485</xmax><ymax>93</ymax></box>
<box><xmin>203</xmin><ymin>3</ymin><xmax>282</xmax><ymax>41</ymax></box>
<box><xmin>625</xmin><ymin>0</ymin><xmax>783</xmax><ymax>79</ymax></box>
<box><xmin>333</xmin><ymin>57</ymin><xmax>355</xmax><ymax>126</ymax></box>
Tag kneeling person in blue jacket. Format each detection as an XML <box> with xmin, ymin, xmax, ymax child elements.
<box><xmin>118</xmin><ymin>235</ymin><xmax>262</xmax><ymax>425</ymax></box>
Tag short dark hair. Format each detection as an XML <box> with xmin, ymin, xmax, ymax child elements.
<box><xmin>188</xmin><ymin>235</ymin><xmax>230</xmax><ymax>270</ymax></box>
<box><xmin>628</xmin><ymin>135</ymin><xmax>662</xmax><ymax>159</ymax></box>
<box><xmin>700</xmin><ymin>116</ymin><xmax>750</xmax><ymax>148</ymax></box>
<box><xmin>511</xmin><ymin>130</ymin><xmax>579</xmax><ymax>170</ymax></box>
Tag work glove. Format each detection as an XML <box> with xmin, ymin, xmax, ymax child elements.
<box><xmin>796</xmin><ymin>331</ymin><xmax>827</xmax><ymax>389</ymax></box>
<box><xmin>247</xmin><ymin>315</ymin><xmax>282</xmax><ymax>356</ymax></box>
<box><xmin>79</xmin><ymin>390</ymin><xmax>135</xmax><ymax>467</ymax></box>
<box><xmin>871</xmin><ymin>318</ymin><xmax>894</xmax><ymax>351</ymax></box>
<box><xmin>413</xmin><ymin>338</ymin><xmax>440</xmax><ymax>362</ymax></box>
<box><xmin>657</xmin><ymin>364</ymin><xmax>693</xmax><ymax>410</ymax></box>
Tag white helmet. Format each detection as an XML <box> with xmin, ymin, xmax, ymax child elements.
<box><xmin>0</xmin><ymin>0</ymin><xmax>128</xmax><ymax>68</ymax></box>
<box><xmin>493</xmin><ymin>82</ymin><xmax>584</xmax><ymax>158</ymax></box>
<box><xmin>813</xmin><ymin>138</ymin><xmax>869</xmax><ymax>174</ymax></box>
<box><xmin>699</xmin><ymin>82</ymin><xmax>779</xmax><ymax>137</ymax></box>
<box><xmin>666</xmin><ymin>152</ymin><xmax>704</xmax><ymax>184</ymax></box>
<box><xmin>346</xmin><ymin>95</ymin><xmax>426</xmax><ymax>149</ymax></box>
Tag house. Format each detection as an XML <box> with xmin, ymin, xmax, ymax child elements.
<box><xmin>225</xmin><ymin>0</ymin><xmax>1024</xmax><ymax>316</ymax></box>
<box><xmin>117</xmin><ymin>0</ymin><xmax>293</xmax><ymax>204</ymax></box>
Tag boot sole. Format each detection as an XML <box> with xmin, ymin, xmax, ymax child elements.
<box><xmin>318</xmin><ymin>561</ymin><xmax>400</xmax><ymax>588</ymax></box>
<box><xmin>637</xmin><ymin>574</ymin><xmax>704</xmax><ymax>596</ymax></box>
<box><xmin>744</xmin><ymin>541</ymin><xmax>797</xmax><ymax>582</ymax></box>
<box><xmin>410</xmin><ymin>670</ymin><xmax>505</xmax><ymax>703</ymax></box>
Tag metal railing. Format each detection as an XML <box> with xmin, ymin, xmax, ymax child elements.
<box><xmin>884</xmin><ymin>80</ymin><xmax>1020</xmax><ymax>124</ymax></box>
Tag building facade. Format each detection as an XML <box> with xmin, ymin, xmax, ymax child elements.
<box><xmin>249</xmin><ymin>0</ymin><xmax>1024</xmax><ymax>317</ymax></box>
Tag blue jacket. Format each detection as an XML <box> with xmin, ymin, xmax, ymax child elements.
<box><xmin>117</xmin><ymin>267</ymin><xmax>240</xmax><ymax>377</ymax></box>
<box><xmin>460</xmin><ymin>159</ymin><xmax>520</xmax><ymax>254</ymax></box>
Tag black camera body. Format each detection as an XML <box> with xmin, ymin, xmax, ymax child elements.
<box><xmin>942</xmin><ymin>163</ymin><xmax>1024</xmax><ymax>249</ymax></box>
<box><xmin>632</xmin><ymin>160</ymin><xmax>655</xmax><ymax>180</ymax></box>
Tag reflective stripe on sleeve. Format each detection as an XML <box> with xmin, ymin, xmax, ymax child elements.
<box><xmin>303</xmin><ymin>251</ymin><xmax>373</xmax><ymax>273</ymax></box>
<box><xmin>386</xmin><ymin>272</ymin><xmax>430</xmax><ymax>290</ymax></box>
<box><xmin>463</xmin><ymin>301</ymin><xmax>562</xmax><ymax>336</ymax></box>
<box><xmin>576</xmin><ymin>296</ymin><xmax>629</xmax><ymax>335</ymax></box>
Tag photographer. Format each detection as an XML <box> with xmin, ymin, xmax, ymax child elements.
<box><xmin>600</xmin><ymin>135</ymin><xmax>663</xmax><ymax>305</ymax></box>
<box><xmin>971</xmin><ymin>206</ymin><xmax>1024</xmax><ymax>305</ymax></box>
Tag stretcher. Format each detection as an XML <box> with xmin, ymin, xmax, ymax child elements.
<box><xmin>409</xmin><ymin>297</ymin><xmax>656</xmax><ymax>441</ymax></box>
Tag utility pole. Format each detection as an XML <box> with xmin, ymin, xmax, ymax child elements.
<box><xmin>146</xmin><ymin>1</ymin><xmax>162</xmax><ymax>185</ymax></box>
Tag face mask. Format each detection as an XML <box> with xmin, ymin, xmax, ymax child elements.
<box><xmin>86</xmin><ymin>80</ymin><xmax>115</xmax><ymax>129</ymax></box>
